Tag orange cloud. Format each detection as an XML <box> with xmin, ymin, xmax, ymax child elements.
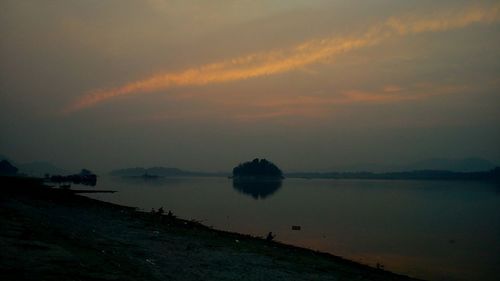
<box><xmin>383</xmin><ymin>85</ymin><xmax>402</xmax><ymax>93</ymax></box>
<box><xmin>246</xmin><ymin>83</ymin><xmax>467</xmax><ymax>109</ymax></box>
<box><xmin>139</xmin><ymin>82</ymin><xmax>470</xmax><ymax>124</ymax></box>
<box><xmin>385</xmin><ymin>5</ymin><xmax>500</xmax><ymax>35</ymax></box>
<box><xmin>241</xmin><ymin>83</ymin><xmax>471</xmax><ymax>123</ymax></box>
<box><xmin>64</xmin><ymin>4</ymin><xmax>500</xmax><ymax>113</ymax></box>
<box><xmin>234</xmin><ymin>107</ymin><xmax>329</xmax><ymax>123</ymax></box>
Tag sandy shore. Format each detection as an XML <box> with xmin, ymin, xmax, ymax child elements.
<box><xmin>0</xmin><ymin>177</ymin><xmax>423</xmax><ymax>281</ymax></box>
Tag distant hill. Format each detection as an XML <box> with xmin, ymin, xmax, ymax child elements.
<box><xmin>334</xmin><ymin>157</ymin><xmax>497</xmax><ymax>173</ymax></box>
<box><xmin>0</xmin><ymin>160</ymin><xmax>18</xmax><ymax>176</ymax></box>
<box><xmin>0</xmin><ymin>154</ymin><xmax>69</xmax><ymax>177</ymax></box>
<box><xmin>18</xmin><ymin>161</ymin><xmax>70</xmax><ymax>177</ymax></box>
<box><xmin>109</xmin><ymin>167</ymin><xmax>223</xmax><ymax>177</ymax></box>
<box><xmin>286</xmin><ymin>167</ymin><xmax>500</xmax><ymax>182</ymax></box>
<box><xmin>0</xmin><ymin>154</ymin><xmax>12</xmax><ymax>162</ymax></box>
<box><xmin>403</xmin><ymin>158</ymin><xmax>496</xmax><ymax>172</ymax></box>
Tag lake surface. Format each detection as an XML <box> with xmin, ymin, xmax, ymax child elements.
<box><xmin>83</xmin><ymin>177</ymin><xmax>500</xmax><ymax>281</ymax></box>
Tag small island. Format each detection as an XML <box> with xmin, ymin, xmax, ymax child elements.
<box><xmin>232</xmin><ymin>158</ymin><xmax>284</xmax><ymax>180</ymax></box>
<box><xmin>231</xmin><ymin>159</ymin><xmax>284</xmax><ymax>199</ymax></box>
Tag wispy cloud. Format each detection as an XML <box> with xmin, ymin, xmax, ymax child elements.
<box><xmin>246</xmin><ymin>83</ymin><xmax>468</xmax><ymax>110</ymax></box>
<box><xmin>64</xmin><ymin>4</ymin><xmax>500</xmax><ymax>113</ymax></box>
<box><xmin>139</xmin><ymin>82</ymin><xmax>472</xmax><ymax>124</ymax></box>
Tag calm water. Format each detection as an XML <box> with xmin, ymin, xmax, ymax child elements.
<box><xmin>83</xmin><ymin>177</ymin><xmax>500</xmax><ymax>281</ymax></box>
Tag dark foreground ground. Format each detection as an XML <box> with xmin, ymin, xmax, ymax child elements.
<box><xmin>0</xmin><ymin>177</ymin><xmax>423</xmax><ymax>281</ymax></box>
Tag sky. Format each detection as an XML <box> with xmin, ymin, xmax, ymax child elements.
<box><xmin>1</xmin><ymin>0</ymin><xmax>499</xmax><ymax>172</ymax></box>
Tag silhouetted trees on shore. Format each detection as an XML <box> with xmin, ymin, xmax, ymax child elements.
<box><xmin>49</xmin><ymin>169</ymin><xmax>97</xmax><ymax>186</ymax></box>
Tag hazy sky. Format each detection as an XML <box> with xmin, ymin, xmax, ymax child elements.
<box><xmin>1</xmin><ymin>0</ymin><xmax>499</xmax><ymax>172</ymax></box>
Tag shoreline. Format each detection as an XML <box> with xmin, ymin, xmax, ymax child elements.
<box><xmin>0</xmin><ymin>177</ymin><xmax>423</xmax><ymax>281</ymax></box>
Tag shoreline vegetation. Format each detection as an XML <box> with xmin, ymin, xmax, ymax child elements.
<box><xmin>285</xmin><ymin>167</ymin><xmax>500</xmax><ymax>181</ymax></box>
<box><xmin>110</xmin><ymin>166</ymin><xmax>500</xmax><ymax>182</ymax></box>
<box><xmin>0</xmin><ymin>176</ymin><xmax>423</xmax><ymax>281</ymax></box>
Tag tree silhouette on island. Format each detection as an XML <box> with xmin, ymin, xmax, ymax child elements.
<box><xmin>232</xmin><ymin>158</ymin><xmax>283</xmax><ymax>179</ymax></box>
<box><xmin>231</xmin><ymin>158</ymin><xmax>284</xmax><ymax>200</ymax></box>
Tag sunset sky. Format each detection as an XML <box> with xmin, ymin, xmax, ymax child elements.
<box><xmin>1</xmin><ymin>0</ymin><xmax>499</xmax><ymax>172</ymax></box>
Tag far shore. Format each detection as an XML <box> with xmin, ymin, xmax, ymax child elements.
<box><xmin>0</xmin><ymin>176</ymin><xmax>423</xmax><ymax>281</ymax></box>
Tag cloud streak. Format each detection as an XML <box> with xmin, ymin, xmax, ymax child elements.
<box><xmin>64</xmin><ymin>4</ymin><xmax>500</xmax><ymax>113</ymax></box>
<box><xmin>139</xmin><ymin>82</ymin><xmax>472</xmax><ymax>124</ymax></box>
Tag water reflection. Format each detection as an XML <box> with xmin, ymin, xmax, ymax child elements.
<box><xmin>232</xmin><ymin>179</ymin><xmax>282</xmax><ymax>199</ymax></box>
